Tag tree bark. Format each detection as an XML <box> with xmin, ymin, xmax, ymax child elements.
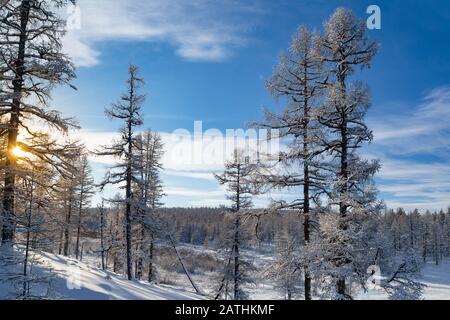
<box><xmin>233</xmin><ymin>216</ymin><xmax>240</xmax><ymax>300</ymax></box>
<box><xmin>125</xmin><ymin>121</ymin><xmax>133</xmax><ymax>280</ymax></box>
<box><xmin>63</xmin><ymin>200</ymin><xmax>72</xmax><ymax>256</ymax></box>
<box><xmin>148</xmin><ymin>233</ymin><xmax>154</xmax><ymax>282</ymax></box>
<box><xmin>100</xmin><ymin>204</ymin><xmax>106</xmax><ymax>270</ymax></box>
<box><xmin>1</xmin><ymin>0</ymin><xmax>31</xmax><ymax>245</ymax></box>
<box><xmin>75</xmin><ymin>181</ymin><xmax>85</xmax><ymax>260</ymax></box>
<box><xmin>337</xmin><ymin>75</ymin><xmax>349</xmax><ymax>299</ymax></box>
<box><xmin>302</xmin><ymin>71</ymin><xmax>312</xmax><ymax>300</ymax></box>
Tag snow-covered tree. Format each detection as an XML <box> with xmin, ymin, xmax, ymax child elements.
<box><xmin>214</xmin><ymin>150</ymin><xmax>257</xmax><ymax>300</ymax></box>
<box><xmin>14</xmin><ymin>154</ymin><xmax>55</xmax><ymax>298</ymax></box>
<box><xmin>0</xmin><ymin>0</ymin><xmax>79</xmax><ymax>246</ymax></box>
<box><xmin>254</xmin><ymin>25</ymin><xmax>328</xmax><ymax>300</ymax></box>
<box><xmin>74</xmin><ymin>154</ymin><xmax>94</xmax><ymax>260</ymax></box>
<box><xmin>316</xmin><ymin>8</ymin><xmax>380</xmax><ymax>299</ymax></box>
<box><xmin>98</xmin><ymin>200</ymin><xmax>107</xmax><ymax>270</ymax></box>
<box><xmin>264</xmin><ymin>231</ymin><xmax>303</xmax><ymax>300</ymax></box>
<box><xmin>133</xmin><ymin>130</ymin><xmax>165</xmax><ymax>281</ymax></box>
<box><xmin>55</xmin><ymin>157</ymin><xmax>78</xmax><ymax>257</ymax></box>
<box><xmin>96</xmin><ymin>65</ymin><xmax>144</xmax><ymax>280</ymax></box>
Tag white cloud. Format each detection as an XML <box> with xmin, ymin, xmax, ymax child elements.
<box><xmin>367</xmin><ymin>86</ymin><xmax>450</xmax><ymax>211</ymax></box>
<box><xmin>62</xmin><ymin>0</ymin><xmax>263</xmax><ymax>66</ymax></box>
<box><xmin>370</xmin><ymin>86</ymin><xmax>450</xmax><ymax>155</ymax></box>
<box><xmin>62</xmin><ymin>33</ymin><xmax>101</xmax><ymax>68</ymax></box>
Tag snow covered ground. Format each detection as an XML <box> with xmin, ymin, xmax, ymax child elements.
<box><xmin>356</xmin><ymin>259</ymin><xmax>450</xmax><ymax>300</ymax></box>
<box><xmin>0</xmin><ymin>250</ymin><xmax>203</xmax><ymax>300</ymax></box>
<box><xmin>419</xmin><ymin>259</ymin><xmax>450</xmax><ymax>300</ymax></box>
<box><xmin>1</xmin><ymin>246</ymin><xmax>448</xmax><ymax>300</ymax></box>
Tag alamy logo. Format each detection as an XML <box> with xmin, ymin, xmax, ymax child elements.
<box><xmin>366</xmin><ymin>265</ymin><xmax>382</xmax><ymax>290</ymax></box>
<box><xmin>168</xmin><ymin>121</ymin><xmax>280</xmax><ymax>167</ymax></box>
<box><xmin>367</xmin><ymin>5</ymin><xmax>381</xmax><ymax>30</ymax></box>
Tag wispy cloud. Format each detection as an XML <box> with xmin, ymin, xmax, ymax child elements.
<box><xmin>62</xmin><ymin>0</ymin><xmax>264</xmax><ymax>66</ymax></box>
<box><xmin>367</xmin><ymin>86</ymin><xmax>450</xmax><ymax>211</ymax></box>
<box><xmin>370</xmin><ymin>86</ymin><xmax>450</xmax><ymax>155</ymax></box>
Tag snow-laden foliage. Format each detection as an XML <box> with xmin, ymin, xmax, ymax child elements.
<box><xmin>1</xmin><ymin>0</ymin><xmax>80</xmax><ymax>244</ymax></box>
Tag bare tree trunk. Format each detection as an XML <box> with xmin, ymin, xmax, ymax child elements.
<box><xmin>22</xmin><ymin>184</ymin><xmax>33</xmax><ymax>297</ymax></box>
<box><xmin>337</xmin><ymin>78</ymin><xmax>349</xmax><ymax>299</ymax></box>
<box><xmin>100</xmin><ymin>204</ymin><xmax>106</xmax><ymax>270</ymax></box>
<box><xmin>148</xmin><ymin>233</ymin><xmax>154</xmax><ymax>282</ymax></box>
<box><xmin>214</xmin><ymin>255</ymin><xmax>232</xmax><ymax>300</ymax></box>
<box><xmin>233</xmin><ymin>216</ymin><xmax>240</xmax><ymax>300</ymax></box>
<box><xmin>136</xmin><ymin>226</ymin><xmax>145</xmax><ymax>280</ymax></box>
<box><xmin>423</xmin><ymin>228</ymin><xmax>428</xmax><ymax>263</ymax></box>
<box><xmin>303</xmin><ymin>86</ymin><xmax>312</xmax><ymax>300</ymax></box>
<box><xmin>1</xmin><ymin>0</ymin><xmax>31</xmax><ymax>246</ymax></box>
<box><xmin>124</xmin><ymin>115</ymin><xmax>133</xmax><ymax>280</ymax></box>
<box><xmin>75</xmin><ymin>212</ymin><xmax>82</xmax><ymax>259</ymax></box>
<box><xmin>63</xmin><ymin>201</ymin><xmax>72</xmax><ymax>257</ymax></box>
<box><xmin>287</xmin><ymin>287</ymin><xmax>292</xmax><ymax>300</ymax></box>
<box><xmin>75</xmin><ymin>186</ymin><xmax>85</xmax><ymax>260</ymax></box>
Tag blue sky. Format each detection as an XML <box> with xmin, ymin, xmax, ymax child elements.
<box><xmin>53</xmin><ymin>0</ymin><xmax>450</xmax><ymax>211</ymax></box>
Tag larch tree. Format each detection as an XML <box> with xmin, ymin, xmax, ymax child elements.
<box><xmin>0</xmin><ymin>0</ymin><xmax>79</xmax><ymax>246</ymax></box>
<box><xmin>133</xmin><ymin>130</ymin><xmax>164</xmax><ymax>281</ymax></box>
<box><xmin>15</xmin><ymin>156</ymin><xmax>55</xmax><ymax>298</ymax></box>
<box><xmin>318</xmin><ymin>8</ymin><xmax>380</xmax><ymax>299</ymax></box>
<box><xmin>264</xmin><ymin>231</ymin><xmax>302</xmax><ymax>300</ymax></box>
<box><xmin>254</xmin><ymin>26</ymin><xmax>328</xmax><ymax>300</ymax></box>
<box><xmin>98</xmin><ymin>200</ymin><xmax>106</xmax><ymax>270</ymax></box>
<box><xmin>214</xmin><ymin>150</ymin><xmax>257</xmax><ymax>300</ymax></box>
<box><xmin>53</xmin><ymin>151</ymin><xmax>84</xmax><ymax>258</ymax></box>
<box><xmin>96</xmin><ymin>65</ymin><xmax>145</xmax><ymax>281</ymax></box>
<box><xmin>74</xmin><ymin>153</ymin><xmax>94</xmax><ymax>260</ymax></box>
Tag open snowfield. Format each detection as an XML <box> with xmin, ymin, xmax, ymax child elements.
<box><xmin>1</xmin><ymin>246</ymin><xmax>448</xmax><ymax>300</ymax></box>
<box><xmin>134</xmin><ymin>244</ymin><xmax>450</xmax><ymax>300</ymax></box>
<box><xmin>0</xmin><ymin>250</ymin><xmax>203</xmax><ymax>300</ymax></box>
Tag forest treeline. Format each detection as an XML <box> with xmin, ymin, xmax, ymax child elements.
<box><xmin>157</xmin><ymin>207</ymin><xmax>450</xmax><ymax>265</ymax></box>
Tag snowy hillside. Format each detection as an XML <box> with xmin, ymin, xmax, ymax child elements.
<box><xmin>0</xmin><ymin>250</ymin><xmax>203</xmax><ymax>300</ymax></box>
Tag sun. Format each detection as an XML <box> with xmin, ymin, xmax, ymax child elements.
<box><xmin>11</xmin><ymin>146</ymin><xmax>26</xmax><ymax>158</ymax></box>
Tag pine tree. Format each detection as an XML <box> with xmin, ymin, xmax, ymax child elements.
<box><xmin>96</xmin><ymin>65</ymin><xmax>145</xmax><ymax>280</ymax></box>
